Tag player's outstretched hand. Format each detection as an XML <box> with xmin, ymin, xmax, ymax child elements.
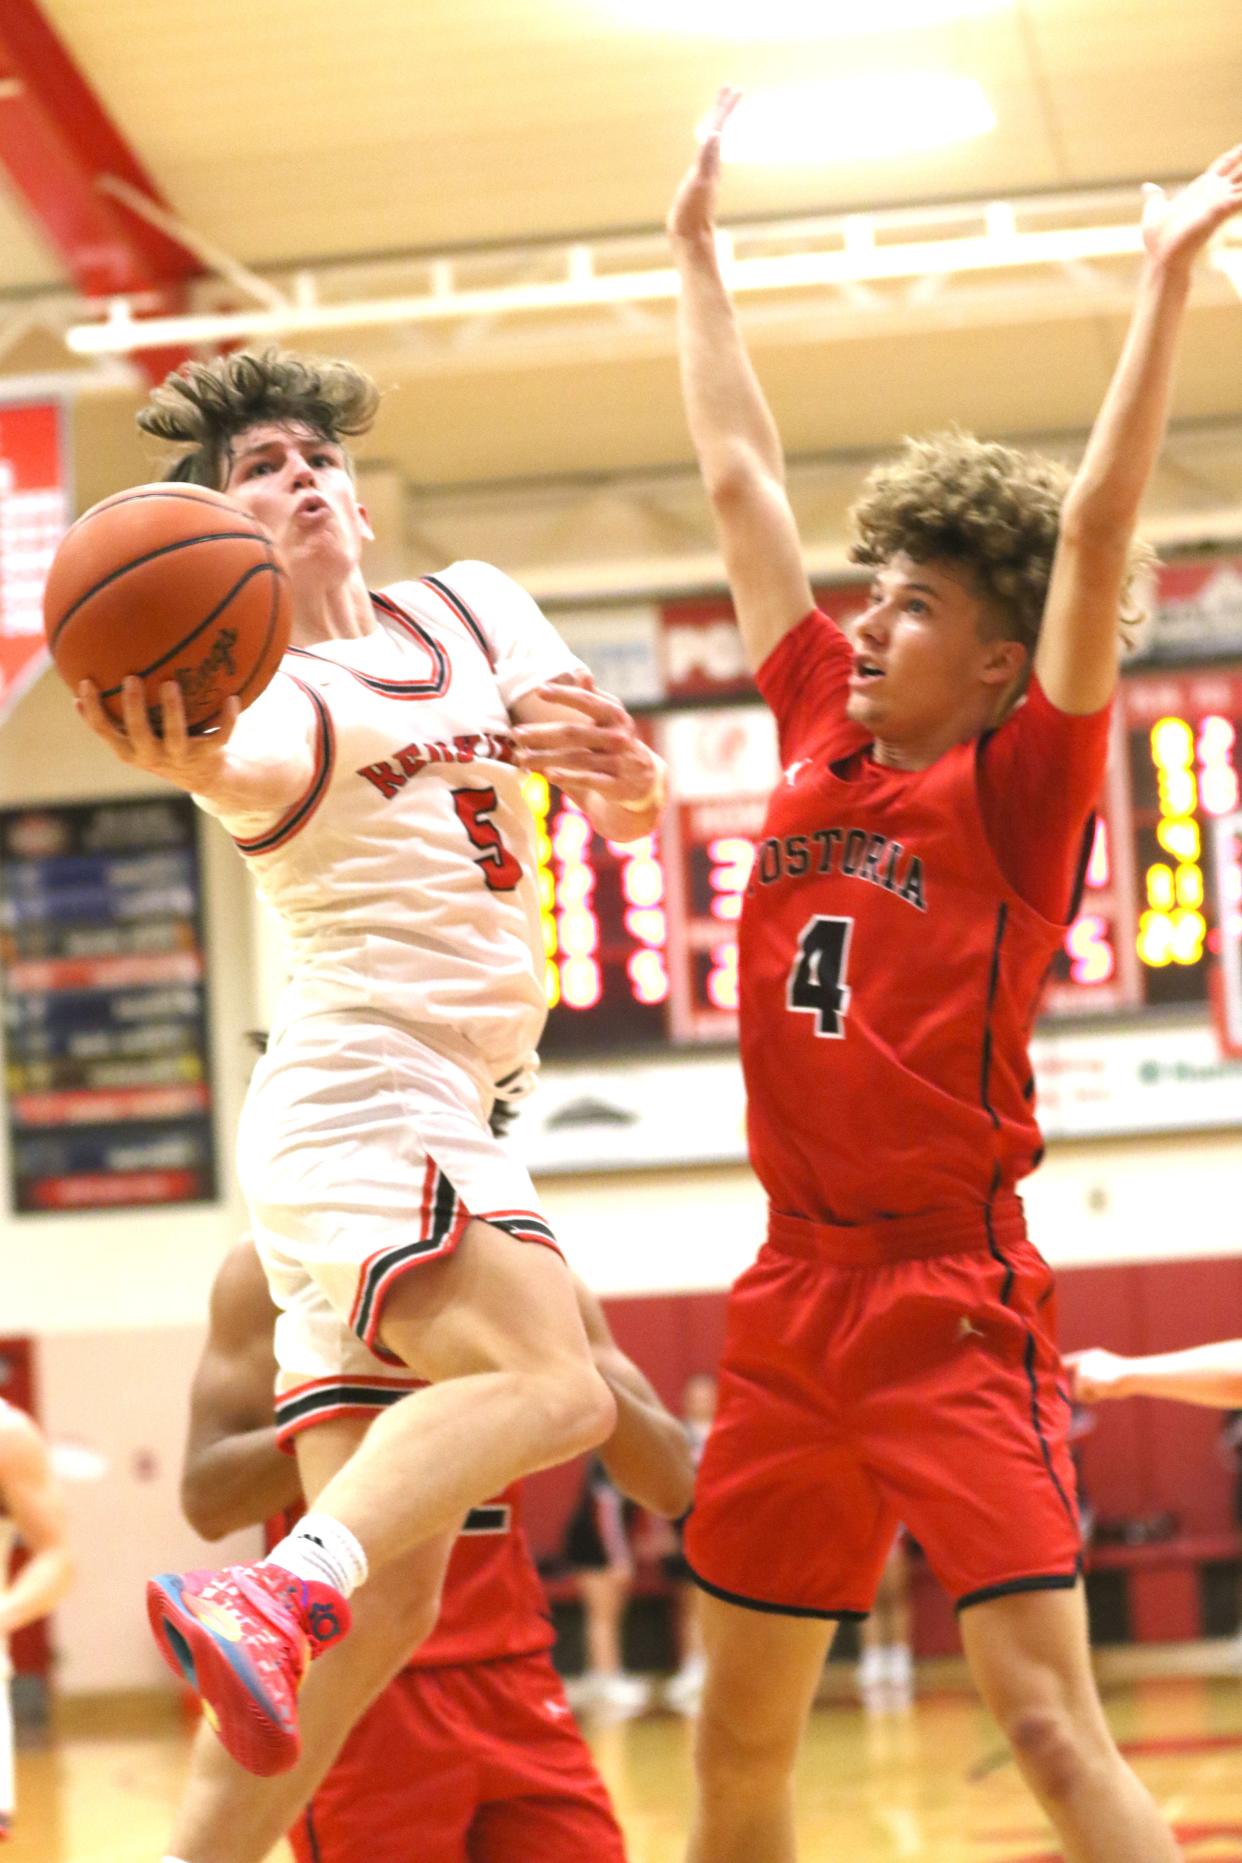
<box><xmin>513</xmin><ymin>675</ymin><xmax>661</xmax><ymax>810</ymax></box>
<box><xmin>1141</xmin><ymin>142</ymin><xmax>1242</xmax><ymax>275</ymax></box>
<box><xmin>1064</xmin><ymin>1348</ymin><xmax>1133</xmax><ymax>1404</ymax></box>
<box><xmin>76</xmin><ymin>674</ymin><xmax>240</xmax><ymax>794</ymax></box>
<box><xmin>667</xmin><ymin>86</ymin><xmax>742</xmax><ymax>245</ymax></box>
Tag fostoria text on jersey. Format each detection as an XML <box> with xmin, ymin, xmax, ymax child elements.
<box><xmin>753</xmin><ymin>828</ymin><xmax>927</xmax><ymax>912</ymax></box>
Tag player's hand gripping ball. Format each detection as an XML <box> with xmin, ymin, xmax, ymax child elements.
<box><xmin>44</xmin><ymin>482</ymin><xmax>292</xmax><ymax>733</ymax></box>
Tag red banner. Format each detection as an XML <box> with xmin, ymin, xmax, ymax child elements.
<box><xmin>660</xmin><ymin>583</ymin><xmax>869</xmax><ymax>701</ymax></box>
<box><xmin>0</xmin><ymin>400</ymin><xmax>68</xmax><ymax>726</ymax></box>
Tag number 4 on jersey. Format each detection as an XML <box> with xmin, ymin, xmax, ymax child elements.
<box><xmin>787</xmin><ymin>914</ymin><xmax>853</xmax><ymax>1038</ymax></box>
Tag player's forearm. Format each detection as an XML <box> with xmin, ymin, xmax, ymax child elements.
<box><xmin>181</xmin><ymin>1429</ymin><xmax>303</xmax><ymax>1540</ymax></box>
<box><xmin>595</xmin><ymin>1366</ymin><xmax>695</xmax><ymax>1519</ymax></box>
<box><xmin>191</xmin><ymin>744</ymin><xmax>314</xmax><ymax>818</ymax></box>
<box><xmin>1036</xmin><ymin>258</ymin><xmax>1193</xmax><ymax>709</ymax></box>
<box><xmin>1061</xmin><ymin>258</ymin><xmax>1192</xmax><ymax>542</ymax></box>
<box><xmin>594</xmin><ymin>1485</ymin><xmax>632</xmax><ymax>1566</ymax></box>
<box><xmin>1113</xmin><ymin>1342</ymin><xmax>1242</xmax><ymax>1408</ymax></box>
<box><xmin>671</xmin><ymin>233</ymin><xmax>787</xmax><ymax>500</ymax></box>
<box><xmin>0</xmin><ymin>1545</ymin><xmax>73</xmax><ymax>1636</ymax></box>
<box><xmin>572</xmin><ymin>1278</ymin><xmax>694</xmax><ymax>1515</ymax></box>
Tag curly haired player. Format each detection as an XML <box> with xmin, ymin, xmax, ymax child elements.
<box><xmin>666</xmin><ymin>88</ymin><xmax>1242</xmax><ymax>1863</ymax></box>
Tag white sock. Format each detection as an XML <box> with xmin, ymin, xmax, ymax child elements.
<box><xmin>263</xmin><ymin>1513</ymin><xmax>368</xmax><ymax>1598</ymax></box>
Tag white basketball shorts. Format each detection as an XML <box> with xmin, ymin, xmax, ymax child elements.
<box><xmin>238</xmin><ymin>1014</ymin><xmax>560</xmax><ymax>1406</ymax></box>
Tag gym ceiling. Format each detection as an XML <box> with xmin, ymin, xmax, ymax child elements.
<box><xmin>1</xmin><ymin>0</ymin><xmax>1240</xmax><ymax>514</ymax></box>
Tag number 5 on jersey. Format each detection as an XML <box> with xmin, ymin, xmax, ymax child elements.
<box><xmin>451</xmin><ymin>786</ymin><xmax>522</xmax><ymax>892</ymax></box>
<box><xmin>787</xmin><ymin>914</ymin><xmax>853</xmax><ymax>1038</ymax></box>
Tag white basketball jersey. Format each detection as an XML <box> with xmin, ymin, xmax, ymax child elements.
<box><xmin>208</xmin><ymin>561</ymin><xmax>584</xmax><ymax>1086</ymax></box>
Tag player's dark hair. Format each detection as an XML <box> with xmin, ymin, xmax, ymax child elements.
<box><xmin>137</xmin><ymin>348</ymin><xmax>380</xmax><ymax>490</ymax></box>
<box><xmin>849</xmin><ymin>429</ymin><xmax>1152</xmax><ymax>658</ymax></box>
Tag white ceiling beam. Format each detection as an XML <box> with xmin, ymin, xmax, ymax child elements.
<box><xmin>59</xmin><ymin>182</ymin><xmax>1239</xmax><ymax>363</ymax></box>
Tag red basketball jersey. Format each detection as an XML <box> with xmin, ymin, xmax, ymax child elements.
<box><xmin>413</xmin><ymin>1484</ymin><xmax>554</xmax><ymax>1668</ymax></box>
<box><xmin>743</xmin><ymin>611</ymin><xmax>1105</xmax><ymax>1224</ymax></box>
<box><xmin>267</xmin><ymin>1481</ymin><xmax>552</xmax><ymax>1669</ymax></box>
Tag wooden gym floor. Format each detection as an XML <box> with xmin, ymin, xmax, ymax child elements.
<box><xmin>11</xmin><ymin>1653</ymin><xmax>1242</xmax><ymax>1861</ymax></box>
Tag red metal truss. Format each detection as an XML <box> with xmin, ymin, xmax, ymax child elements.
<box><xmin>0</xmin><ymin>0</ymin><xmax>199</xmax><ymax>375</ymax></box>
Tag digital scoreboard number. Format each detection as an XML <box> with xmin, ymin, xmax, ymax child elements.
<box><xmin>1125</xmin><ymin>668</ymin><xmax>1240</xmax><ymax>1004</ymax></box>
<box><xmin>523</xmin><ymin>771</ymin><xmax>670</xmax><ymax>1060</ymax></box>
<box><xmin>536</xmin><ymin>666</ymin><xmax>1242</xmax><ymax>1058</ymax></box>
<box><xmin>1044</xmin><ymin>668</ymin><xmax>1242</xmax><ymax>1014</ymax></box>
<box><xmin>534</xmin><ymin>708</ymin><xmax>776</xmax><ymax>1058</ymax></box>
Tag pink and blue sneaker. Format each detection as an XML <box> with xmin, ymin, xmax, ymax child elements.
<box><xmin>146</xmin><ymin>1560</ymin><xmax>350</xmax><ymax>1775</ymax></box>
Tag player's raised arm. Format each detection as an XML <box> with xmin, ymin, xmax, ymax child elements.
<box><xmin>75</xmin><ymin>670</ymin><xmax>317</xmax><ymax>818</ymax></box>
<box><xmin>1068</xmin><ymin>1341</ymin><xmax>1242</xmax><ymax>1410</ymax></box>
<box><xmin>668</xmin><ymin>89</ymin><xmax>815</xmax><ymax>673</ymax></box>
<box><xmin>181</xmin><ymin>1242</ymin><xmax>302</xmax><ymax>1541</ymax></box>
<box><xmin>573</xmin><ymin>1278</ymin><xmax>695</xmax><ymax>1521</ymax></box>
<box><xmin>1038</xmin><ymin>144</ymin><xmax>1242</xmax><ymax>714</ymax></box>
<box><xmin>0</xmin><ymin>1408</ymin><xmax>72</xmax><ymax>1638</ymax></box>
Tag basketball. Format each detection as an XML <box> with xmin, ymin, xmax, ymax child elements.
<box><xmin>43</xmin><ymin>482</ymin><xmax>292</xmax><ymax>733</ymax></box>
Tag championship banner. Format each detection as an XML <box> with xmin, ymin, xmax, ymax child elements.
<box><xmin>0</xmin><ymin>400</ymin><xmax>70</xmax><ymax>727</ymax></box>
<box><xmin>1138</xmin><ymin>555</ymin><xmax>1242</xmax><ymax>663</ymax></box>
<box><xmin>0</xmin><ymin>793</ymin><xmax>218</xmax><ymax>1214</ymax></box>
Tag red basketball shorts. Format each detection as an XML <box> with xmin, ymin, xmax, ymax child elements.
<box><xmin>685</xmin><ymin>1194</ymin><xmax>1081</xmax><ymax>1618</ymax></box>
<box><xmin>286</xmin><ymin>1649</ymin><xmax>625</xmax><ymax>1863</ymax></box>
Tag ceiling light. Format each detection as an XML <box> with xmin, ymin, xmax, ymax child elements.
<box><xmin>711</xmin><ymin>74</ymin><xmax>995</xmax><ymax>165</ymax></box>
<box><xmin>603</xmin><ymin>0</ymin><xmax>1010</xmax><ymax>36</ymax></box>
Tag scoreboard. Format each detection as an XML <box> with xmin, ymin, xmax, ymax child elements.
<box><xmin>528</xmin><ymin>706</ymin><xmax>776</xmax><ymax>1058</ymax></box>
<box><xmin>1044</xmin><ymin>665</ymin><xmax>1242</xmax><ymax>1017</ymax></box>
<box><xmin>535</xmin><ymin>660</ymin><xmax>1242</xmax><ymax>1060</ymax></box>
